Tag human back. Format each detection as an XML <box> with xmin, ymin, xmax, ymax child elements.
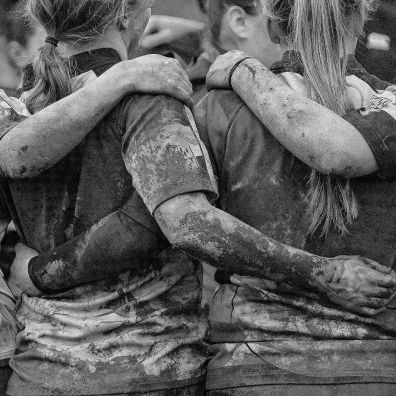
<box><xmin>5</xmin><ymin>1</ymin><xmax>213</xmax><ymax>394</ymax></box>
<box><xmin>196</xmin><ymin>0</ymin><xmax>396</xmax><ymax>393</ymax></box>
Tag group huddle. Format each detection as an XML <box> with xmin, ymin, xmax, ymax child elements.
<box><xmin>0</xmin><ymin>0</ymin><xmax>395</xmax><ymax>395</ymax></box>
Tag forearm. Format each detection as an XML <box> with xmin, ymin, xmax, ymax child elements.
<box><xmin>231</xmin><ymin>59</ymin><xmax>378</xmax><ymax>177</ymax></box>
<box><xmin>0</xmin><ymin>64</ymin><xmax>129</xmax><ymax>179</ymax></box>
<box><xmin>29</xmin><ymin>206</ymin><xmax>167</xmax><ymax>294</ymax></box>
<box><xmin>155</xmin><ymin>194</ymin><xmax>327</xmax><ymax>292</ymax></box>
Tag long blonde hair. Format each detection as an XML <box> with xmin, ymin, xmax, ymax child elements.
<box><xmin>264</xmin><ymin>0</ymin><xmax>373</xmax><ymax>236</ymax></box>
<box><xmin>25</xmin><ymin>0</ymin><xmax>141</xmax><ymax>114</ymax></box>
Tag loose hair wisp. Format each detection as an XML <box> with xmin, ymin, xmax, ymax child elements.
<box><xmin>264</xmin><ymin>0</ymin><xmax>374</xmax><ymax>236</ymax></box>
<box><xmin>25</xmin><ymin>0</ymin><xmax>141</xmax><ymax>113</ymax></box>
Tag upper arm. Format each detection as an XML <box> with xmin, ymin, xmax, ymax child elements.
<box><xmin>121</xmin><ymin>94</ymin><xmax>218</xmax><ymax>215</ymax></box>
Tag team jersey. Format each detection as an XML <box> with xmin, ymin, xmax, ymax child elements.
<box><xmin>0</xmin><ymin>48</ymin><xmax>218</xmax><ymax>395</ymax></box>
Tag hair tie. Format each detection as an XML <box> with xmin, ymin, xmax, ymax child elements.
<box><xmin>45</xmin><ymin>36</ymin><xmax>58</xmax><ymax>47</ymax></box>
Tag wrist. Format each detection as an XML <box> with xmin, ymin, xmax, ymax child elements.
<box><xmin>310</xmin><ymin>257</ymin><xmax>335</xmax><ymax>294</ymax></box>
<box><xmin>231</xmin><ymin>58</ymin><xmax>270</xmax><ymax>93</ymax></box>
<box><xmin>228</xmin><ymin>56</ymin><xmax>252</xmax><ymax>90</ymax></box>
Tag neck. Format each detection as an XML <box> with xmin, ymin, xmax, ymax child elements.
<box><xmin>61</xmin><ymin>29</ymin><xmax>128</xmax><ymax>60</ymax></box>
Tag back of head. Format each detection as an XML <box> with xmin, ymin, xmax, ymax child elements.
<box><xmin>25</xmin><ymin>0</ymin><xmax>141</xmax><ymax>113</ymax></box>
<box><xmin>264</xmin><ymin>0</ymin><xmax>372</xmax><ymax>114</ymax></box>
<box><xmin>264</xmin><ymin>0</ymin><xmax>374</xmax><ymax>236</ymax></box>
<box><xmin>207</xmin><ymin>0</ymin><xmax>261</xmax><ymax>47</ymax></box>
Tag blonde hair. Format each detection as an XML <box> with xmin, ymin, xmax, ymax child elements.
<box><xmin>264</xmin><ymin>0</ymin><xmax>373</xmax><ymax>236</ymax></box>
<box><xmin>25</xmin><ymin>0</ymin><xmax>141</xmax><ymax>113</ymax></box>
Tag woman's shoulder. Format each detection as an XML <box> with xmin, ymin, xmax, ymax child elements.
<box><xmin>194</xmin><ymin>88</ymin><xmax>279</xmax><ymax>150</ymax></box>
<box><xmin>195</xmin><ymin>89</ymin><xmax>252</xmax><ymax>130</ymax></box>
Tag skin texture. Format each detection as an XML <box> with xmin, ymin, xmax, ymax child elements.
<box><xmin>9</xmin><ymin>194</ymin><xmax>168</xmax><ymax>296</ymax></box>
<box><xmin>2</xmin><ymin>9</ymin><xmax>394</xmax><ymax>320</ymax></box>
<box><xmin>0</xmin><ymin>55</ymin><xmax>192</xmax><ymax>179</ymax></box>
<box><xmin>206</xmin><ymin>50</ymin><xmax>380</xmax><ymax>177</ymax></box>
<box><xmin>154</xmin><ymin>192</ymin><xmax>396</xmax><ymax>317</ymax></box>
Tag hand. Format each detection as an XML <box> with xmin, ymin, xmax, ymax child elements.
<box><xmin>7</xmin><ymin>243</ymin><xmax>41</xmax><ymax>298</ymax></box>
<box><xmin>111</xmin><ymin>55</ymin><xmax>193</xmax><ymax>107</ymax></box>
<box><xmin>141</xmin><ymin>15</ymin><xmax>205</xmax><ymax>49</ymax></box>
<box><xmin>314</xmin><ymin>255</ymin><xmax>396</xmax><ymax>316</ymax></box>
<box><xmin>206</xmin><ymin>50</ymin><xmax>255</xmax><ymax>90</ymax></box>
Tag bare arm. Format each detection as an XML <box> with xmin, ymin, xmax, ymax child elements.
<box><xmin>206</xmin><ymin>51</ymin><xmax>379</xmax><ymax>177</ymax></box>
<box><xmin>0</xmin><ymin>56</ymin><xmax>192</xmax><ymax>179</ymax></box>
<box><xmin>8</xmin><ymin>193</ymin><xmax>167</xmax><ymax>295</ymax></box>
<box><xmin>141</xmin><ymin>15</ymin><xmax>205</xmax><ymax>49</ymax></box>
<box><xmin>155</xmin><ymin>192</ymin><xmax>396</xmax><ymax>316</ymax></box>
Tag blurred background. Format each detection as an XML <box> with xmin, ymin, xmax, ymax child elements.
<box><xmin>152</xmin><ymin>0</ymin><xmax>204</xmax><ymax>21</ymax></box>
<box><xmin>0</xmin><ymin>0</ymin><xmax>395</xmax><ymax>95</ymax></box>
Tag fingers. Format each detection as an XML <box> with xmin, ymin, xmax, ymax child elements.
<box><xmin>172</xmin><ymin>87</ymin><xmax>193</xmax><ymax>107</ymax></box>
<box><xmin>366</xmin><ymin>285</ymin><xmax>395</xmax><ymax>298</ymax></box>
<box><xmin>357</xmin><ymin>306</ymin><xmax>386</xmax><ymax>317</ymax></box>
<box><xmin>360</xmin><ymin>257</ymin><xmax>394</xmax><ymax>273</ymax></box>
<box><xmin>166</xmin><ymin>72</ymin><xmax>192</xmax><ymax>95</ymax></box>
<box><xmin>161</xmin><ymin>58</ymin><xmax>191</xmax><ymax>87</ymax></box>
<box><xmin>359</xmin><ymin>297</ymin><xmax>389</xmax><ymax>308</ymax></box>
<box><xmin>374</xmin><ymin>272</ymin><xmax>396</xmax><ymax>288</ymax></box>
<box><xmin>141</xmin><ymin>30</ymin><xmax>171</xmax><ymax>49</ymax></box>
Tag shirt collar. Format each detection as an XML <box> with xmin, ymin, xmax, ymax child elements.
<box><xmin>22</xmin><ymin>48</ymin><xmax>122</xmax><ymax>93</ymax></box>
<box><xmin>270</xmin><ymin>50</ymin><xmax>369</xmax><ymax>77</ymax></box>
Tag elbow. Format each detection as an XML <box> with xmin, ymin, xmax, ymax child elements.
<box><xmin>154</xmin><ymin>193</ymin><xmax>213</xmax><ymax>253</ymax></box>
<box><xmin>0</xmin><ymin>150</ymin><xmax>45</xmax><ymax>179</ymax></box>
<box><xmin>309</xmin><ymin>150</ymin><xmax>355</xmax><ymax>177</ymax></box>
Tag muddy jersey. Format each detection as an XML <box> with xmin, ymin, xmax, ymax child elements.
<box><xmin>0</xmin><ymin>48</ymin><xmax>217</xmax><ymax>395</ymax></box>
<box><xmin>194</xmin><ymin>55</ymin><xmax>396</xmax><ymax>390</ymax></box>
<box><xmin>0</xmin><ymin>189</ymin><xmax>16</xmax><ymax>363</ymax></box>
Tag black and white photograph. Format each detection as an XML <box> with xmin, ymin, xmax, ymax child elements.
<box><xmin>0</xmin><ymin>0</ymin><xmax>395</xmax><ymax>395</ymax></box>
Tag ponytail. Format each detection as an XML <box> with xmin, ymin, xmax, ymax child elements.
<box><xmin>25</xmin><ymin>41</ymin><xmax>73</xmax><ymax>113</ymax></box>
<box><xmin>25</xmin><ymin>0</ymin><xmax>141</xmax><ymax>113</ymax></box>
<box><xmin>266</xmin><ymin>0</ymin><xmax>372</xmax><ymax>235</ymax></box>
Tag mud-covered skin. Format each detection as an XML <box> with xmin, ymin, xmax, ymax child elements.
<box><xmin>28</xmin><ymin>192</ymin><xmax>168</xmax><ymax>293</ymax></box>
<box><xmin>4</xmin><ymin>49</ymin><xmax>216</xmax><ymax>395</ymax></box>
<box><xmin>198</xmin><ymin>60</ymin><xmax>396</xmax><ymax>391</ymax></box>
<box><xmin>154</xmin><ymin>193</ymin><xmax>396</xmax><ymax>318</ymax></box>
<box><xmin>0</xmin><ymin>55</ymin><xmax>192</xmax><ymax>180</ymax></box>
<box><xmin>206</xmin><ymin>50</ymin><xmax>380</xmax><ymax>177</ymax></box>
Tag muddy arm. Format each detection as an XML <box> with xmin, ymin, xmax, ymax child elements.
<box><xmin>19</xmin><ymin>194</ymin><xmax>168</xmax><ymax>294</ymax></box>
<box><xmin>0</xmin><ymin>56</ymin><xmax>192</xmax><ymax>179</ymax></box>
<box><xmin>155</xmin><ymin>192</ymin><xmax>396</xmax><ymax>316</ymax></box>
<box><xmin>207</xmin><ymin>53</ymin><xmax>379</xmax><ymax>177</ymax></box>
<box><xmin>0</xmin><ymin>64</ymin><xmax>132</xmax><ymax>179</ymax></box>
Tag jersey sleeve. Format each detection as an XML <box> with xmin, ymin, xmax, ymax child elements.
<box><xmin>194</xmin><ymin>91</ymin><xmax>242</xmax><ymax>180</ymax></box>
<box><xmin>120</xmin><ymin>95</ymin><xmax>218</xmax><ymax>215</ymax></box>
<box><xmin>343</xmin><ymin>85</ymin><xmax>396</xmax><ymax>178</ymax></box>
